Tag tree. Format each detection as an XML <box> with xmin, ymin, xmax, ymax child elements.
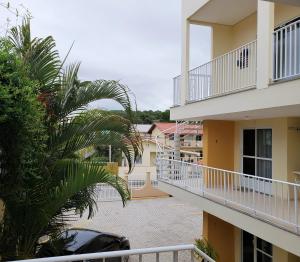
<box><xmin>0</xmin><ymin>20</ymin><xmax>142</xmax><ymax>259</ymax></box>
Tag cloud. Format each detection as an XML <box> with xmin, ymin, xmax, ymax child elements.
<box><xmin>0</xmin><ymin>0</ymin><xmax>210</xmax><ymax>110</ymax></box>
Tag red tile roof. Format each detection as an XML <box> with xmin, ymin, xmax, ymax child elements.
<box><xmin>148</xmin><ymin>122</ymin><xmax>202</xmax><ymax>135</ymax></box>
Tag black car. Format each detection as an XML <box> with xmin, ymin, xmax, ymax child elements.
<box><xmin>36</xmin><ymin>228</ymin><xmax>130</xmax><ymax>262</ymax></box>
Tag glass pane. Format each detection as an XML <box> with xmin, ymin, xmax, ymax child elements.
<box><xmin>257</xmin><ymin>251</ymin><xmax>272</xmax><ymax>262</ymax></box>
<box><xmin>257</xmin><ymin>237</ymin><xmax>272</xmax><ymax>255</ymax></box>
<box><xmin>257</xmin><ymin>159</ymin><xmax>272</xmax><ymax>179</ymax></box>
<box><xmin>243</xmin><ymin>157</ymin><xmax>255</xmax><ymax>176</ymax></box>
<box><xmin>257</xmin><ymin>129</ymin><xmax>272</xmax><ymax>158</ymax></box>
<box><xmin>243</xmin><ymin>129</ymin><xmax>255</xmax><ymax>156</ymax></box>
<box><xmin>242</xmin><ymin>231</ymin><xmax>254</xmax><ymax>262</ymax></box>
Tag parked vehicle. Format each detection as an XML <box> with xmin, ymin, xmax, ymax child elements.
<box><xmin>36</xmin><ymin>228</ymin><xmax>130</xmax><ymax>262</ymax></box>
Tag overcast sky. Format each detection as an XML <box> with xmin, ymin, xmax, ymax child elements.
<box><xmin>0</xmin><ymin>0</ymin><xmax>211</xmax><ymax>111</ymax></box>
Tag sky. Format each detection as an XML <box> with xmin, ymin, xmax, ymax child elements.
<box><xmin>0</xmin><ymin>0</ymin><xmax>211</xmax><ymax>111</ymax></box>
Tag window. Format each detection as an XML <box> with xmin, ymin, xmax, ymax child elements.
<box><xmin>135</xmin><ymin>156</ymin><xmax>142</xmax><ymax>165</ymax></box>
<box><xmin>242</xmin><ymin>129</ymin><xmax>272</xmax><ymax>179</ymax></box>
<box><xmin>242</xmin><ymin>231</ymin><xmax>272</xmax><ymax>262</ymax></box>
<box><xmin>196</xmin><ymin>135</ymin><xmax>202</xmax><ymax>141</ymax></box>
<box><xmin>242</xmin><ymin>129</ymin><xmax>272</xmax><ymax>194</ymax></box>
<box><xmin>237</xmin><ymin>48</ymin><xmax>249</xmax><ymax>69</ymax></box>
<box><xmin>169</xmin><ymin>134</ymin><xmax>174</xmax><ymax>140</ymax></box>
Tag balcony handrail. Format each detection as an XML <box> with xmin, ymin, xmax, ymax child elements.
<box><xmin>274</xmin><ymin>19</ymin><xmax>299</xmax><ymax>32</ymax></box>
<box><xmin>188</xmin><ymin>39</ymin><xmax>258</xmax><ymax>73</ymax></box>
<box><xmin>160</xmin><ymin>158</ymin><xmax>299</xmax><ymax>187</ymax></box>
<box><xmin>173</xmin><ymin>74</ymin><xmax>181</xmax><ymax>80</ymax></box>
<box><xmin>13</xmin><ymin>244</ymin><xmax>215</xmax><ymax>262</ymax></box>
<box><xmin>157</xmin><ymin>158</ymin><xmax>300</xmax><ymax>234</ymax></box>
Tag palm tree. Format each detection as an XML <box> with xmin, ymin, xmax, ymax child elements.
<box><xmin>0</xmin><ymin>19</ymin><xmax>142</xmax><ymax>259</ymax></box>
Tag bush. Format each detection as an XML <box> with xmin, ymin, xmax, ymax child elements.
<box><xmin>195</xmin><ymin>238</ymin><xmax>218</xmax><ymax>261</ymax></box>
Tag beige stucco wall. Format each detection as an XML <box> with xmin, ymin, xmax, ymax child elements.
<box><xmin>274</xmin><ymin>3</ymin><xmax>300</xmax><ymax>26</ymax></box>
<box><xmin>211</xmin><ymin>12</ymin><xmax>257</xmax><ymax>58</ymax></box>
<box><xmin>120</xmin><ymin>139</ymin><xmax>157</xmax><ymax>180</ymax></box>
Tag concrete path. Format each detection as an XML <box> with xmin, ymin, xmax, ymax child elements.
<box><xmin>73</xmin><ymin>197</ymin><xmax>203</xmax><ymax>261</ymax></box>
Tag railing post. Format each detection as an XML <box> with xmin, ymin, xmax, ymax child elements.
<box><xmin>224</xmin><ymin>171</ymin><xmax>227</xmax><ymax>204</ymax></box>
<box><xmin>191</xmin><ymin>249</ymin><xmax>194</xmax><ymax>262</ymax></box>
<box><xmin>294</xmin><ymin>185</ymin><xmax>299</xmax><ymax>233</ymax></box>
<box><xmin>156</xmin><ymin>252</ymin><xmax>160</xmax><ymax>262</ymax></box>
<box><xmin>173</xmin><ymin>251</ymin><xmax>178</xmax><ymax>262</ymax></box>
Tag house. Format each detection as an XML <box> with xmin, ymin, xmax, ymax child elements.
<box><xmin>148</xmin><ymin>122</ymin><xmax>203</xmax><ymax>162</ymax></box>
<box><xmin>119</xmin><ymin>124</ymin><xmax>157</xmax><ymax>180</ymax></box>
<box><xmin>157</xmin><ymin>0</ymin><xmax>300</xmax><ymax>261</ymax></box>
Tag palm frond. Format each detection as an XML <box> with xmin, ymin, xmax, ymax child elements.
<box><xmin>55</xmin><ymin>78</ymin><xmax>134</xmax><ymax>121</ymax></box>
<box><xmin>49</xmin><ymin>111</ymin><xmax>142</xmax><ymax>171</ymax></box>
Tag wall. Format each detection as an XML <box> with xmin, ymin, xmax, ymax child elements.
<box><xmin>232</xmin><ymin>12</ymin><xmax>257</xmax><ymax>49</ymax></box>
<box><xmin>287</xmin><ymin>118</ymin><xmax>300</xmax><ymax>182</ymax></box>
<box><xmin>203</xmin><ymin>212</ymin><xmax>235</xmax><ymax>262</ymax></box>
<box><xmin>274</xmin><ymin>3</ymin><xmax>300</xmax><ymax>26</ymax></box>
<box><xmin>203</xmin><ymin>120</ymin><xmax>235</xmax><ymax>170</ymax></box>
<box><xmin>212</xmin><ymin>12</ymin><xmax>257</xmax><ymax>58</ymax></box>
<box><xmin>120</xmin><ymin>140</ymin><xmax>157</xmax><ymax>180</ymax></box>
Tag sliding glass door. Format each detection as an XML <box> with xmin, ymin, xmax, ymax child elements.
<box><xmin>242</xmin><ymin>129</ymin><xmax>272</xmax><ymax>194</ymax></box>
<box><xmin>242</xmin><ymin>231</ymin><xmax>273</xmax><ymax>262</ymax></box>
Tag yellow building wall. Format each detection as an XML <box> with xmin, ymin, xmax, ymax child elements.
<box><xmin>203</xmin><ymin>120</ymin><xmax>234</xmax><ymax>170</ymax></box>
<box><xmin>232</xmin><ymin>12</ymin><xmax>257</xmax><ymax>49</ymax></box>
<box><xmin>287</xmin><ymin>118</ymin><xmax>300</xmax><ymax>183</ymax></box>
<box><xmin>212</xmin><ymin>24</ymin><xmax>233</xmax><ymax>58</ymax></box>
<box><xmin>212</xmin><ymin>12</ymin><xmax>257</xmax><ymax>58</ymax></box>
<box><xmin>274</xmin><ymin>3</ymin><xmax>300</xmax><ymax>27</ymax></box>
<box><xmin>203</xmin><ymin>212</ymin><xmax>235</xmax><ymax>262</ymax></box>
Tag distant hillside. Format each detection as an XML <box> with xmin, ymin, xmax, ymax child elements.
<box><xmin>111</xmin><ymin>110</ymin><xmax>173</xmax><ymax>124</ymax></box>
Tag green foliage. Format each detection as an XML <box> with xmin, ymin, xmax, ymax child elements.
<box><xmin>0</xmin><ymin>19</ymin><xmax>142</xmax><ymax>260</ymax></box>
<box><xmin>112</xmin><ymin>109</ymin><xmax>172</xmax><ymax>124</ymax></box>
<box><xmin>195</xmin><ymin>238</ymin><xmax>218</xmax><ymax>261</ymax></box>
<box><xmin>0</xmin><ymin>38</ymin><xmax>47</xmax><ymax>195</ymax></box>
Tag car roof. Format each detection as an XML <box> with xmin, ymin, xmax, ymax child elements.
<box><xmin>63</xmin><ymin>228</ymin><xmax>122</xmax><ymax>252</ymax></box>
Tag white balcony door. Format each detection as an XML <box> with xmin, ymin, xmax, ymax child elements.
<box><xmin>242</xmin><ymin>129</ymin><xmax>272</xmax><ymax>194</ymax></box>
<box><xmin>242</xmin><ymin>231</ymin><xmax>273</xmax><ymax>262</ymax></box>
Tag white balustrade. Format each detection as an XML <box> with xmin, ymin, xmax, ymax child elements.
<box><xmin>273</xmin><ymin>19</ymin><xmax>300</xmax><ymax>81</ymax></box>
<box><xmin>157</xmin><ymin>158</ymin><xmax>300</xmax><ymax>234</ymax></box>
<box><xmin>13</xmin><ymin>244</ymin><xmax>215</xmax><ymax>262</ymax></box>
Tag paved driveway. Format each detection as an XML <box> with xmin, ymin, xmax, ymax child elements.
<box><xmin>73</xmin><ymin>197</ymin><xmax>203</xmax><ymax>261</ymax></box>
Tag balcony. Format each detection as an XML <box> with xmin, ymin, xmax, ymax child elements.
<box><xmin>173</xmin><ymin>40</ymin><xmax>257</xmax><ymax>106</ymax></box>
<box><xmin>157</xmin><ymin>158</ymin><xmax>300</xmax><ymax>235</ymax></box>
<box><xmin>14</xmin><ymin>244</ymin><xmax>215</xmax><ymax>262</ymax></box>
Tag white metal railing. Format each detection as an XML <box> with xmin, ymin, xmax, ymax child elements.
<box><xmin>13</xmin><ymin>244</ymin><xmax>215</xmax><ymax>262</ymax></box>
<box><xmin>187</xmin><ymin>40</ymin><xmax>257</xmax><ymax>102</ymax></box>
<box><xmin>96</xmin><ymin>180</ymin><xmax>159</xmax><ymax>202</ymax></box>
<box><xmin>273</xmin><ymin>19</ymin><xmax>300</xmax><ymax>81</ymax></box>
<box><xmin>173</xmin><ymin>75</ymin><xmax>181</xmax><ymax>106</ymax></box>
<box><xmin>157</xmin><ymin>158</ymin><xmax>300</xmax><ymax>234</ymax></box>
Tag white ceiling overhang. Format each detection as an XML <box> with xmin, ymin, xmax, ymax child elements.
<box><xmin>190</xmin><ymin>0</ymin><xmax>257</xmax><ymax>25</ymax></box>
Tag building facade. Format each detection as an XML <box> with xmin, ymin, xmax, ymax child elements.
<box><xmin>158</xmin><ymin>0</ymin><xmax>300</xmax><ymax>261</ymax></box>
